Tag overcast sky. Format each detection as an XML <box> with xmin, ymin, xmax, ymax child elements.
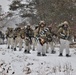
<box><xmin>0</xmin><ymin>0</ymin><xmax>11</xmax><ymax>12</ymax></box>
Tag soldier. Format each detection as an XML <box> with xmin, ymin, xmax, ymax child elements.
<box><xmin>46</xmin><ymin>25</ymin><xmax>56</xmax><ymax>54</ymax></box>
<box><xmin>0</xmin><ymin>31</ymin><xmax>5</xmax><ymax>44</ymax></box>
<box><xmin>57</xmin><ymin>21</ymin><xmax>71</xmax><ymax>57</ymax></box>
<box><xmin>32</xmin><ymin>25</ymin><xmax>39</xmax><ymax>51</ymax></box>
<box><xmin>13</xmin><ymin>27</ymin><xmax>25</xmax><ymax>51</ymax></box>
<box><xmin>36</xmin><ymin>21</ymin><xmax>47</xmax><ymax>56</ymax></box>
<box><xmin>24</xmin><ymin>25</ymin><xmax>34</xmax><ymax>53</ymax></box>
<box><xmin>6</xmin><ymin>27</ymin><xmax>14</xmax><ymax>49</ymax></box>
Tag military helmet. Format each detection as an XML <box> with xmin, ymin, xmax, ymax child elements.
<box><xmin>40</xmin><ymin>21</ymin><xmax>45</xmax><ymax>24</ymax></box>
<box><xmin>63</xmin><ymin>21</ymin><xmax>68</xmax><ymax>25</ymax></box>
<box><xmin>27</xmin><ymin>24</ymin><xmax>31</xmax><ymax>27</ymax></box>
<box><xmin>39</xmin><ymin>20</ymin><xmax>46</xmax><ymax>27</ymax></box>
<box><xmin>8</xmin><ymin>28</ymin><xmax>13</xmax><ymax>32</ymax></box>
<box><xmin>15</xmin><ymin>27</ymin><xmax>21</xmax><ymax>31</ymax></box>
<box><xmin>62</xmin><ymin>21</ymin><xmax>69</xmax><ymax>28</ymax></box>
<box><xmin>27</xmin><ymin>24</ymin><xmax>31</xmax><ymax>29</ymax></box>
<box><xmin>58</xmin><ymin>21</ymin><xmax>69</xmax><ymax>28</ymax></box>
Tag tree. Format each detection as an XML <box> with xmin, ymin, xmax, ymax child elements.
<box><xmin>9</xmin><ymin>0</ymin><xmax>38</xmax><ymax>25</ymax></box>
<box><xmin>35</xmin><ymin>0</ymin><xmax>76</xmax><ymax>25</ymax></box>
<box><xmin>35</xmin><ymin>0</ymin><xmax>76</xmax><ymax>35</ymax></box>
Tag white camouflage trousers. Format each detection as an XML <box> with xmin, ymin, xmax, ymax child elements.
<box><xmin>0</xmin><ymin>38</ymin><xmax>4</xmax><ymax>44</ymax></box>
<box><xmin>24</xmin><ymin>37</ymin><xmax>31</xmax><ymax>52</ymax></box>
<box><xmin>7</xmin><ymin>37</ymin><xmax>14</xmax><ymax>48</ymax></box>
<box><xmin>60</xmin><ymin>39</ymin><xmax>70</xmax><ymax>54</ymax></box>
<box><xmin>14</xmin><ymin>37</ymin><xmax>23</xmax><ymax>50</ymax></box>
<box><xmin>46</xmin><ymin>42</ymin><xmax>55</xmax><ymax>53</ymax></box>
<box><xmin>37</xmin><ymin>41</ymin><xmax>46</xmax><ymax>54</ymax></box>
<box><xmin>32</xmin><ymin>37</ymin><xmax>38</xmax><ymax>50</ymax></box>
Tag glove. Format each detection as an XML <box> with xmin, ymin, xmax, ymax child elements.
<box><xmin>39</xmin><ymin>38</ymin><xmax>45</xmax><ymax>46</ymax></box>
<box><xmin>65</xmin><ymin>35</ymin><xmax>69</xmax><ymax>40</ymax></box>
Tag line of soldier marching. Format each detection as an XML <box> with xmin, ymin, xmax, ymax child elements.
<box><xmin>3</xmin><ymin>20</ymin><xmax>72</xmax><ymax>57</ymax></box>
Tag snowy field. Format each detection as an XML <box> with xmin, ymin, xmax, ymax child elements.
<box><xmin>0</xmin><ymin>44</ymin><xmax>76</xmax><ymax>75</ymax></box>
<box><xmin>0</xmin><ymin>0</ymin><xmax>76</xmax><ymax>74</ymax></box>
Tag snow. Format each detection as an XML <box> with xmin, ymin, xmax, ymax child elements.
<box><xmin>0</xmin><ymin>0</ymin><xmax>75</xmax><ymax>74</ymax></box>
<box><xmin>0</xmin><ymin>44</ymin><xmax>76</xmax><ymax>75</ymax></box>
<box><xmin>0</xmin><ymin>0</ymin><xmax>12</xmax><ymax>12</ymax></box>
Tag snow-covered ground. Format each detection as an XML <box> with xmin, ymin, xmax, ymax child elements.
<box><xmin>0</xmin><ymin>44</ymin><xmax>76</xmax><ymax>75</ymax></box>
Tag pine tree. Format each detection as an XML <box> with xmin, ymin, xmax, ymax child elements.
<box><xmin>9</xmin><ymin>0</ymin><xmax>25</xmax><ymax>11</ymax></box>
<box><xmin>9</xmin><ymin>0</ymin><xmax>38</xmax><ymax>24</ymax></box>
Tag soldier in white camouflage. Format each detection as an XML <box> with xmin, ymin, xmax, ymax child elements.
<box><xmin>13</xmin><ymin>27</ymin><xmax>25</xmax><ymax>51</ymax></box>
<box><xmin>0</xmin><ymin>31</ymin><xmax>5</xmax><ymax>44</ymax></box>
<box><xmin>32</xmin><ymin>25</ymin><xmax>39</xmax><ymax>51</ymax></box>
<box><xmin>46</xmin><ymin>25</ymin><xmax>56</xmax><ymax>54</ymax></box>
<box><xmin>57</xmin><ymin>21</ymin><xmax>71</xmax><ymax>57</ymax></box>
<box><xmin>36</xmin><ymin>21</ymin><xmax>47</xmax><ymax>56</ymax></box>
<box><xmin>6</xmin><ymin>27</ymin><xmax>14</xmax><ymax>49</ymax></box>
<box><xmin>24</xmin><ymin>25</ymin><xmax>34</xmax><ymax>54</ymax></box>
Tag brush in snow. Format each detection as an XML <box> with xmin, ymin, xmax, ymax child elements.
<box><xmin>23</xmin><ymin>67</ymin><xmax>31</xmax><ymax>74</ymax></box>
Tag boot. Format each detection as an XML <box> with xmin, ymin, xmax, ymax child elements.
<box><xmin>59</xmin><ymin>53</ymin><xmax>63</xmax><ymax>56</ymax></box>
<box><xmin>8</xmin><ymin>46</ymin><xmax>10</xmax><ymax>49</ymax></box>
<box><xmin>66</xmin><ymin>54</ymin><xmax>71</xmax><ymax>57</ymax></box>
<box><xmin>11</xmin><ymin>47</ymin><xmax>13</xmax><ymax>49</ymax></box>
<box><xmin>33</xmin><ymin>48</ymin><xmax>35</xmax><ymax>51</ymax></box>
<box><xmin>19</xmin><ymin>49</ymin><xmax>22</xmax><ymax>51</ymax></box>
<box><xmin>14</xmin><ymin>48</ymin><xmax>16</xmax><ymax>51</ymax></box>
<box><xmin>27</xmin><ymin>51</ymin><xmax>31</xmax><ymax>54</ymax></box>
<box><xmin>42</xmin><ymin>54</ymin><xmax>47</xmax><ymax>56</ymax></box>
<box><xmin>24</xmin><ymin>50</ymin><xmax>27</xmax><ymax>53</ymax></box>
<box><xmin>37</xmin><ymin>52</ymin><xmax>41</xmax><ymax>56</ymax></box>
<box><xmin>46</xmin><ymin>51</ymin><xmax>49</xmax><ymax>53</ymax></box>
<box><xmin>51</xmin><ymin>50</ymin><xmax>56</xmax><ymax>54</ymax></box>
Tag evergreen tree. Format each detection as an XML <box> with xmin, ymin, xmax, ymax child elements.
<box><xmin>9</xmin><ymin>0</ymin><xmax>38</xmax><ymax>25</ymax></box>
